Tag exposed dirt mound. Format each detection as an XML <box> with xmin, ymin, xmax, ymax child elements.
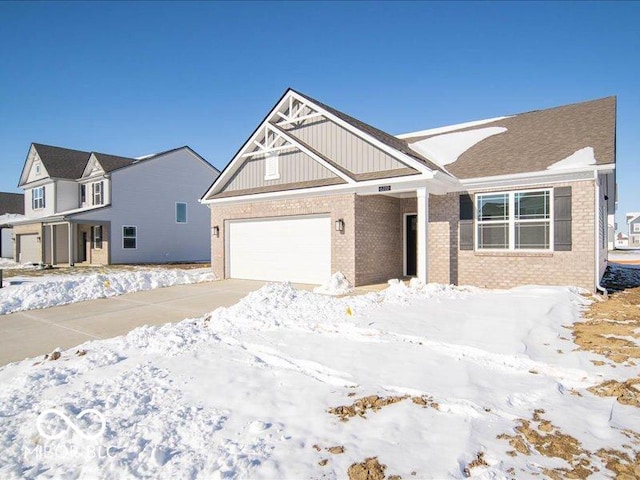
<box><xmin>588</xmin><ymin>378</ymin><xmax>640</xmax><ymax>407</ymax></box>
<box><xmin>463</xmin><ymin>452</ymin><xmax>489</xmax><ymax>477</ymax></box>
<box><xmin>574</xmin><ymin>284</ymin><xmax>640</xmax><ymax>364</ymax></box>
<box><xmin>347</xmin><ymin>457</ymin><xmax>401</xmax><ymax>480</ymax></box>
<box><xmin>498</xmin><ymin>409</ymin><xmax>640</xmax><ymax>478</ymax></box>
<box><xmin>329</xmin><ymin>394</ymin><xmax>438</xmax><ymax>421</ymax></box>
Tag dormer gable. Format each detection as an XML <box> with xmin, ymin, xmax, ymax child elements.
<box><xmin>81</xmin><ymin>154</ymin><xmax>106</xmax><ymax>179</ymax></box>
<box><xmin>21</xmin><ymin>145</ymin><xmax>51</xmax><ymax>185</ymax></box>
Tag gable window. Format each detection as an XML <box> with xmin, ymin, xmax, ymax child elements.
<box><xmin>35</xmin><ymin>163</ymin><xmax>41</xmax><ymax>175</ymax></box>
<box><xmin>264</xmin><ymin>153</ymin><xmax>280</xmax><ymax>180</ymax></box>
<box><xmin>92</xmin><ymin>225</ymin><xmax>103</xmax><ymax>249</ymax></box>
<box><xmin>92</xmin><ymin>181</ymin><xmax>104</xmax><ymax>205</ymax></box>
<box><xmin>176</xmin><ymin>202</ymin><xmax>187</xmax><ymax>223</ymax></box>
<box><xmin>123</xmin><ymin>226</ymin><xmax>137</xmax><ymax>249</ymax></box>
<box><xmin>476</xmin><ymin>189</ymin><xmax>551</xmax><ymax>250</ymax></box>
<box><xmin>80</xmin><ymin>184</ymin><xmax>86</xmax><ymax>204</ymax></box>
<box><xmin>32</xmin><ymin>186</ymin><xmax>45</xmax><ymax>210</ymax></box>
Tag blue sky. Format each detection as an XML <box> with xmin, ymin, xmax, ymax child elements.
<box><xmin>1</xmin><ymin>1</ymin><xmax>638</xmax><ymax>229</ymax></box>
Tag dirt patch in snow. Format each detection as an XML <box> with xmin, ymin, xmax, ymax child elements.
<box><xmin>347</xmin><ymin>457</ymin><xmax>401</xmax><ymax>480</ymax></box>
<box><xmin>463</xmin><ymin>452</ymin><xmax>488</xmax><ymax>477</ymax></box>
<box><xmin>574</xmin><ymin>286</ymin><xmax>640</xmax><ymax>364</ymax></box>
<box><xmin>588</xmin><ymin>378</ymin><xmax>640</xmax><ymax>408</ymax></box>
<box><xmin>498</xmin><ymin>409</ymin><xmax>640</xmax><ymax>478</ymax></box>
<box><xmin>329</xmin><ymin>394</ymin><xmax>439</xmax><ymax>421</ymax></box>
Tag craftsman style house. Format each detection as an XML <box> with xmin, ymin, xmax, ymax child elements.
<box><xmin>12</xmin><ymin>144</ymin><xmax>219</xmax><ymax>265</ymax></box>
<box><xmin>201</xmin><ymin>89</ymin><xmax>616</xmax><ymax>292</ymax></box>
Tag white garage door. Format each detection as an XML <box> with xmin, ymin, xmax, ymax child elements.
<box><xmin>18</xmin><ymin>234</ymin><xmax>40</xmax><ymax>263</ymax></box>
<box><xmin>228</xmin><ymin>215</ymin><xmax>331</xmax><ymax>284</ymax></box>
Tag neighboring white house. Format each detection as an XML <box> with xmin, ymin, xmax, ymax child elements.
<box><xmin>615</xmin><ymin>232</ymin><xmax>629</xmax><ymax>248</ymax></box>
<box><xmin>11</xmin><ymin>143</ymin><xmax>219</xmax><ymax>265</ymax></box>
<box><xmin>627</xmin><ymin>212</ymin><xmax>640</xmax><ymax>247</ymax></box>
<box><xmin>0</xmin><ymin>192</ymin><xmax>25</xmax><ymax>258</ymax></box>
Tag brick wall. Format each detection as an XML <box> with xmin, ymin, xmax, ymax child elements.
<box><xmin>211</xmin><ymin>194</ymin><xmax>357</xmax><ymax>283</ymax></box>
<box><xmin>354</xmin><ymin>195</ymin><xmax>403</xmax><ymax>285</ymax></box>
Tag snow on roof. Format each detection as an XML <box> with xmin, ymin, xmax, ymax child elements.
<box><xmin>406</xmin><ymin>127</ymin><xmax>507</xmax><ymax>168</ymax></box>
<box><xmin>0</xmin><ymin>213</ymin><xmax>25</xmax><ymax>225</ymax></box>
<box><xmin>547</xmin><ymin>147</ymin><xmax>596</xmax><ymax>171</ymax></box>
<box><xmin>396</xmin><ymin>116</ymin><xmax>512</xmax><ymax>139</ymax></box>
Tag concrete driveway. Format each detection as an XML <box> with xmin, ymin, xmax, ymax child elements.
<box><xmin>0</xmin><ymin>279</ymin><xmax>272</xmax><ymax>366</ymax></box>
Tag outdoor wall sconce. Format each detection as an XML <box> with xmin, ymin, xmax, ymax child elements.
<box><xmin>36</xmin><ymin>236</ymin><xmax>41</xmax><ymax>243</ymax></box>
<box><xmin>335</xmin><ymin>219</ymin><xmax>345</xmax><ymax>233</ymax></box>
<box><xmin>213</xmin><ymin>226</ymin><xmax>220</xmax><ymax>237</ymax></box>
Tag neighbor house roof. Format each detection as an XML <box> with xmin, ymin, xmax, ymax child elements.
<box><xmin>32</xmin><ymin>143</ymin><xmax>92</xmax><ymax>180</ymax></box>
<box><xmin>399</xmin><ymin>96</ymin><xmax>616</xmax><ymax>179</ymax></box>
<box><xmin>0</xmin><ymin>192</ymin><xmax>24</xmax><ymax>215</ymax></box>
<box><xmin>292</xmin><ymin>89</ymin><xmax>446</xmax><ymax>174</ymax></box>
<box><xmin>92</xmin><ymin>152</ymin><xmax>135</xmax><ymax>172</ymax></box>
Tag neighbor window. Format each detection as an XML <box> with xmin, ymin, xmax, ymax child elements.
<box><xmin>92</xmin><ymin>225</ymin><xmax>103</xmax><ymax>249</ymax></box>
<box><xmin>123</xmin><ymin>226</ymin><xmax>137</xmax><ymax>249</ymax></box>
<box><xmin>32</xmin><ymin>186</ymin><xmax>45</xmax><ymax>210</ymax></box>
<box><xmin>176</xmin><ymin>202</ymin><xmax>187</xmax><ymax>223</ymax></box>
<box><xmin>634</xmin><ymin>224</ymin><xmax>640</xmax><ymax>233</ymax></box>
<box><xmin>476</xmin><ymin>189</ymin><xmax>551</xmax><ymax>250</ymax></box>
<box><xmin>92</xmin><ymin>181</ymin><xmax>103</xmax><ymax>205</ymax></box>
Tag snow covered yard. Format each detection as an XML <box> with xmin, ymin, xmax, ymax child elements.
<box><xmin>0</xmin><ymin>266</ymin><xmax>215</xmax><ymax>315</ymax></box>
<box><xmin>0</xmin><ymin>280</ymin><xmax>639</xmax><ymax>479</ymax></box>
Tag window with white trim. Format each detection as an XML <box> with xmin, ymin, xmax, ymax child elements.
<box><xmin>123</xmin><ymin>226</ymin><xmax>137</xmax><ymax>249</ymax></box>
<box><xmin>264</xmin><ymin>153</ymin><xmax>280</xmax><ymax>180</ymax></box>
<box><xmin>476</xmin><ymin>189</ymin><xmax>551</xmax><ymax>250</ymax></box>
<box><xmin>32</xmin><ymin>186</ymin><xmax>45</xmax><ymax>210</ymax></box>
<box><xmin>92</xmin><ymin>181</ymin><xmax>104</xmax><ymax>205</ymax></box>
<box><xmin>634</xmin><ymin>224</ymin><xmax>640</xmax><ymax>233</ymax></box>
<box><xmin>176</xmin><ymin>202</ymin><xmax>187</xmax><ymax>223</ymax></box>
<box><xmin>35</xmin><ymin>163</ymin><xmax>41</xmax><ymax>175</ymax></box>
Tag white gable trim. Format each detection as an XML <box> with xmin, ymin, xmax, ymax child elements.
<box><xmin>19</xmin><ymin>145</ymin><xmax>50</xmax><ymax>187</ymax></box>
<box><xmin>202</xmin><ymin>89</ymin><xmax>440</xmax><ymax>201</ymax></box>
<box><xmin>81</xmin><ymin>154</ymin><xmax>106</xmax><ymax>179</ymax></box>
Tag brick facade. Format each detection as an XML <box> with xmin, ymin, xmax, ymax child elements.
<box><xmin>210</xmin><ymin>180</ymin><xmax>597</xmax><ymax>291</ymax></box>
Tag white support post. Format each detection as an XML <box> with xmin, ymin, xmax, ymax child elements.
<box><xmin>416</xmin><ymin>187</ymin><xmax>429</xmax><ymax>283</ymax></box>
<box><xmin>50</xmin><ymin>225</ymin><xmax>56</xmax><ymax>266</ymax></box>
<box><xmin>68</xmin><ymin>222</ymin><xmax>74</xmax><ymax>267</ymax></box>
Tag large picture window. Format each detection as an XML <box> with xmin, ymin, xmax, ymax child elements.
<box><xmin>123</xmin><ymin>226</ymin><xmax>137</xmax><ymax>249</ymax></box>
<box><xmin>476</xmin><ymin>189</ymin><xmax>551</xmax><ymax>250</ymax></box>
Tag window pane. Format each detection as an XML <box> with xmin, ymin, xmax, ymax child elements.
<box><xmin>123</xmin><ymin>227</ymin><xmax>136</xmax><ymax>237</ymax></box>
<box><xmin>176</xmin><ymin>203</ymin><xmax>187</xmax><ymax>223</ymax></box>
<box><xmin>123</xmin><ymin>238</ymin><xmax>136</xmax><ymax>249</ymax></box>
<box><xmin>515</xmin><ymin>222</ymin><xmax>550</xmax><ymax>249</ymax></box>
<box><xmin>478</xmin><ymin>223</ymin><xmax>509</xmax><ymax>249</ymax></box>
<box><xmin>478</xmin><ymin>194</ymin><xmax>508</xmax><ymax>221</ymax></box>
<box><xmin>516</xmin><ymin>191</ymin><xmax>549</xmax><ymax>219</ymax></box>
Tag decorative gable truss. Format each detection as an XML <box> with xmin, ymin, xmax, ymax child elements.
<box><xmin>203</xmin><ymin>90</ymin><xmax>449</xmax><ymax>201</ymax></box>
<box><xmin>81</xmin><ymin>154</ymin><xmax>106</xmax><ymax>179</ymax></box>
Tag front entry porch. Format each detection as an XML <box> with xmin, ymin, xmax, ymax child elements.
<box><xmin>42</xmin><ymin>221</ymin><xmax>110</xmax><ymax>266</ymax></box>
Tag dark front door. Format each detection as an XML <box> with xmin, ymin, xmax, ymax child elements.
<box><xmin>406</xmin><ymin>214</ymin><xmax>417</xmax><ymax>276</ymax></box>
<box><xmin>81</xmin><ymin>232</ymin><xmax>87</xmax><ymax>262</ymax></box>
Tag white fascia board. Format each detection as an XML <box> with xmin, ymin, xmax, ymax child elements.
<box><xmin>203</xmin><ymin>172</ymin><xmax>438</xmax><ymax>205</ymax></box>
<box><xmin>202</xmin><ymin>94</ymin><xmax>294</xmax><ymax>200</ymax></box>
<box><xmin>461</xmin><ymin>164</ymin><xmax>616</xmax><ymax>190</ymax></box>
<box><xmin>288</xmin><ymin>91</ymin><xmax>432</xmax><ymax>175</ymax></box>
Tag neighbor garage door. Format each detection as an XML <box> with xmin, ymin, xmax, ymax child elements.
<box><xmin>18</xmin><ymin>234</ymin><xmax>40</xmax><ymax>263</ymax></box>
<box><xmin>228</xmin><ymin>215</ymin><xmax>331</xmax><ymax>284</ymax></box>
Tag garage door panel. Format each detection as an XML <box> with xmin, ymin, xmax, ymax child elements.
<box><xmin>18</xmin><ymin>234</ymin><xmax>40</xmax><ymax>264</ymax></box>
<box><xmin>228</xmin><ymin>216</ymin><xmax>331</xmax><ymax>284</ymax></box>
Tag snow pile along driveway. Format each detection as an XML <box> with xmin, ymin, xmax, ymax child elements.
<box><xmin>0</xmin><ymin>280</ymin><xmax>638</xmax><ymax>479</ymax></box>
<box><xmin>0</xmin><ymin>268</ymin><xmax>215</xmax><ymax>315</ymax></box>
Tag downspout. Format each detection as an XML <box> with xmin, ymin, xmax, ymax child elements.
<box><xmin>594</xmin><ymin>171</ymin><xmax>607</xmax><ymax>297</ymax></box>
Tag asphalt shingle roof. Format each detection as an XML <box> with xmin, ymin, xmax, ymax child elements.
<box><xmin>31</xmin><ymin>143</ymin><xmax>91</xmax><ymax>180</ymax></box>
<box><xmin>0</xmin><ymin>192</ymin><xmax>24</xmax><ymax>215</ymax></box>
<box><xmin>92</xmin><ymin>152</ymin><xmax>135</xmax><ymax>172</ymax></box>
